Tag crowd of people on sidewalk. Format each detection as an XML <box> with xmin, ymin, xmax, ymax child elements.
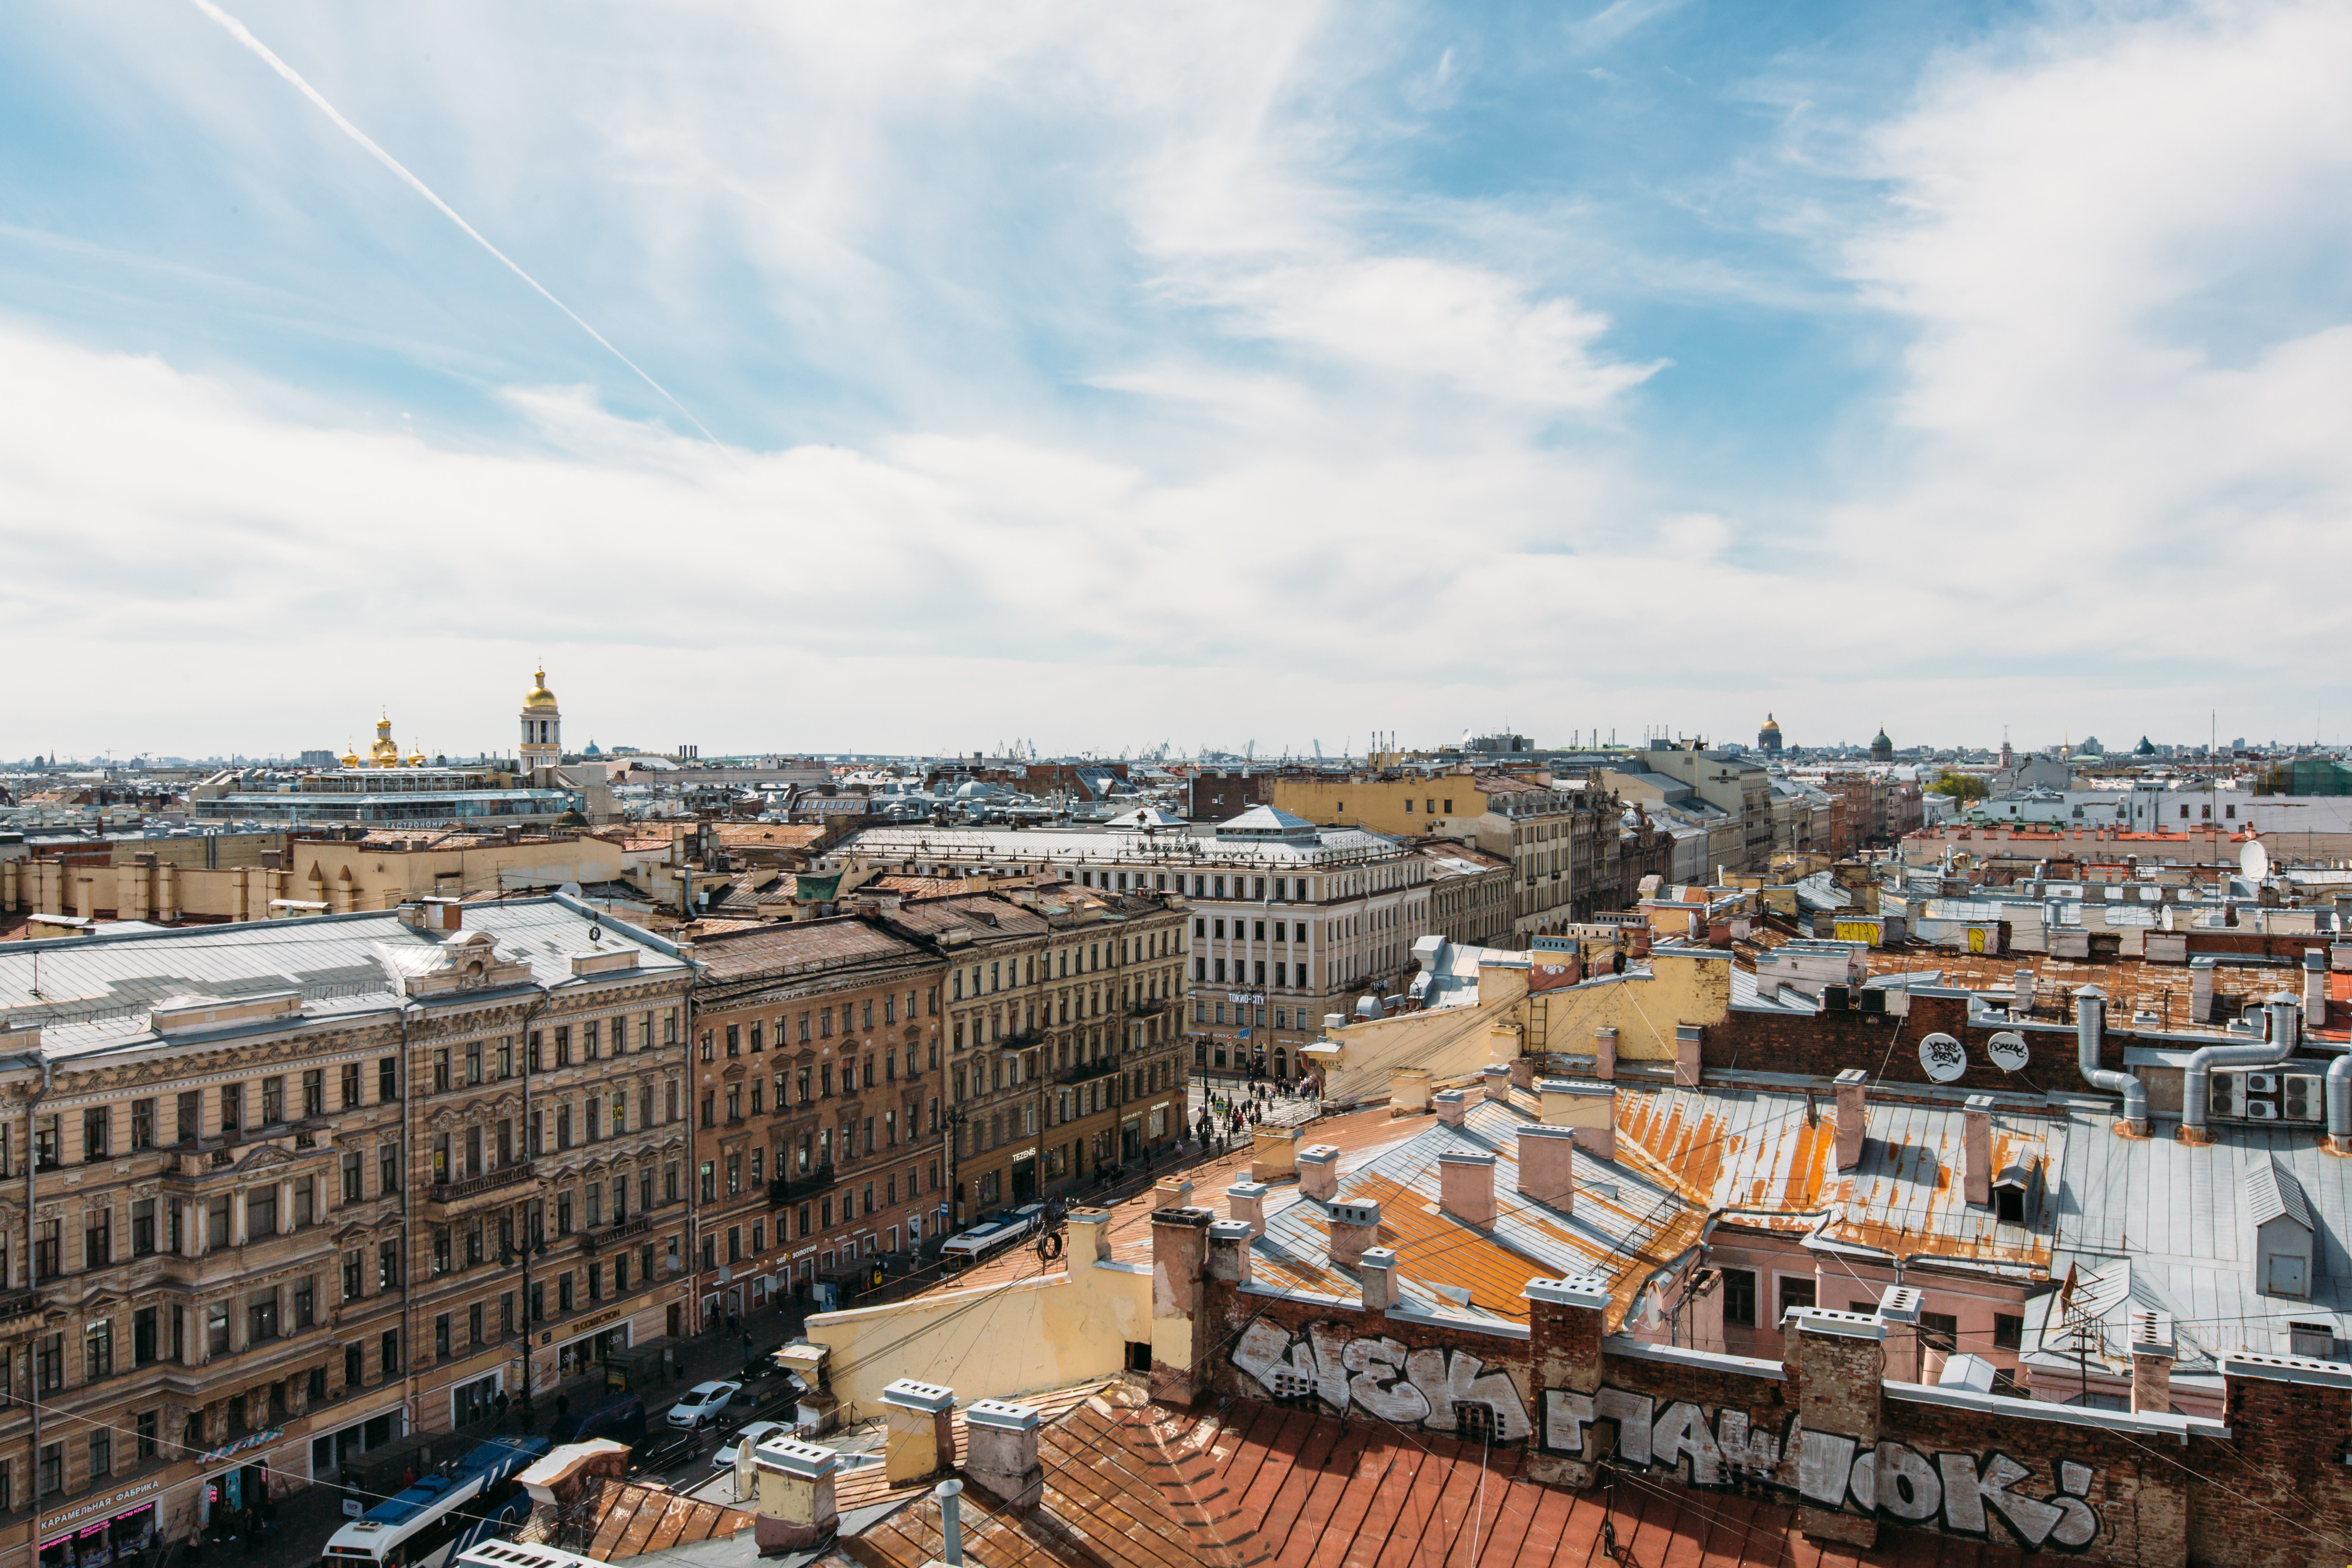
<box><xmin>1193</xmin><ymin>1076</ymin><xmax>1319</xmax><ymax>1151</ymax></box>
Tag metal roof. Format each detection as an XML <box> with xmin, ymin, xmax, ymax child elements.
<box><xmin>2246</xmin><ymin>1158</ymin><xmax>2314</xmax><ymax>1232</ymax></box>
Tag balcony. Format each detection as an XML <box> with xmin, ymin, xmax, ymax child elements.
<box><xmin>1127</xmin><ymin>998</ymin><xmax>1171</xmax><ymax>1019</ymax></box>
<box><xmin>423</xmin><ymin>1161</ymin><xmax>538</xmax><ymax>1221</ymax></box>
<box><xmin>769</xmin><ymin>1166</ymin><xmax>834</xmax><ymax>1206</ymax></box>
<box><xmin>580</xmin><ymin>1214</ymin><xmax>654</xmax><ymax>1254</ymax></box>
<box><xmin>161</xmin><ymin>1122</ymin><xmax>333</xmax><ymax>1185</ymax></box>
<box><xmin>0</xmin><ymin>1292</ymin><xmax>45</xmax><ymax>1335</ymax></box>
<box><xmin>1055</xmin><ymin>1055</ymin><xmax>1120</xmax><ymax>1087</ymax></box>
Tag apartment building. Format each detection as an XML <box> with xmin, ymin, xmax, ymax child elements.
<box><xmin>683</xmin><ymin>920</ymin><xmax>947</xmax><ymax>1321</ymax></box>
<box><xmin>0</xmin><ymin>897</ymin><xmax>692</xmax><ymax>1564</ymax></box>
<box><xmin>1408</xmin><ymin>838</ymin><xmax>1511</xmax><ymax>949</ymax></box>
<box><xmin>877</xmin><ymin>889</ymin><xmax>1188</xmax><ymax>1222</ymax></box>
<box><xmin>1267</xmin><ymin>770</ymin><xmax>1621</xmax><ymax>936</ymax></box>
<box><xmin>819</xmin><ymin>810</ymin><xmax>1418</xmax><ymax>1080</ymax></box>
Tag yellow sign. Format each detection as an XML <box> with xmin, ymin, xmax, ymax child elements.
<box><xmin>1833</xmin><ymin>920</ymin><xmax>1882</xmax><ymax>947</ymax></box>
<box><xmin>1967</xmin><ymin>926</ymin><xmax>1988</xmax><ymax>954</ymax></box>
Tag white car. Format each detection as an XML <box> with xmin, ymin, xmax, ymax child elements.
<box><xmin>712</xmin><ymin>1420</ymin><xmax>793</xmax><ymax>1468</ymax></box>
<box><xmin>666</xmin><ymin>1380</ymin><xmax>743</xmax><ymax>1430</ymax></box>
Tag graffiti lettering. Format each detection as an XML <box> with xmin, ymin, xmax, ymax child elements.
<box><xmin>1231</xmin><ymin>1321</ymin><xmax>1532</xmax><ymax>1440</ymax></box>
<box><xmin>1532</xmin><ymin>1385</ymin><xmax>2104</xmax><ymax>1553</ymax></box>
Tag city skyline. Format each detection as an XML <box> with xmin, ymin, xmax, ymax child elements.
<box><xmin>6</xmin><ymin>3</ymin><xmax>2351</xmax><ymax>753</ymax></box>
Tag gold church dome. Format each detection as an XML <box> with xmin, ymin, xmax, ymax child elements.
<box><xmin>339</xmin><ymin>744</ymin><xmax>360</xmax><ymax>769</ymax></box>
<box><xmin>1759</xmin><ymin>713</ymin><xmax>1782</xmax><ymax>734</ymax></box>
<box><xmin>523</xmin><ymin>667</ymin><xmax>559</xmax><ymax>712</ymax></box>
<box><xmin>369</xmin><ymin>713</ymin><xmax>402</xmax><ymax>767</ymax></box>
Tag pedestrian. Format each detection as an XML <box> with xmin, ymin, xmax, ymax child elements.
<box><xmin>495</xmin><ymin>1389</ymin><xmax>510</xmax><ymax>1431</ymax></box>
<box><xmin>185</xmin><ymin>1520</ymin><xmax>205</xmax><ymax>1568</ymax></box>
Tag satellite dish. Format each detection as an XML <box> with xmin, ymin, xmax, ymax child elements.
<box><xmin>1986</xmin><ymin>1031</ymin><xmax>2029</xmax><ymax>1072</ymax></box>
<box><xmin>2240</xmin><ymin>840</ymin><xmax>2270</xmax><ymax>881</ymax></box>
<box><xmin>1918</xmin><ymin>1032</ymin><xmax>1967</xmax><ymax>1084</ymax></box>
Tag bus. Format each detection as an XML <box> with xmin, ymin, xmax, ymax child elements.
<box><xmin>321</xmin><ymin>1437</ymin><xmax>549</xmax><ymax>1568</ymax></box>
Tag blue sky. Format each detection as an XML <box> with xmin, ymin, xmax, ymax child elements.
<box><xmin>4</xmin><ymin>1</ymin><xmax>2350</xmax><ymax>760</ymax></box>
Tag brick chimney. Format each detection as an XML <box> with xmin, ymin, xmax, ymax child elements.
<box><xmin>1480</xmin><ymin>1065</ymin><xmax>1511</xmax><ymax>1102</ymax></box>
<box><xmin>1833</xmin><ymin>1068</ymin><xmax>1868</xmax><ymax>1172</ymax></box>
<box><xmin>1515</xmin><ymin>1124</ymin><xmax>1576</xmax><ymax>1210</ymax></box>
<box><xmin>1437</xmin><ymin>1149</ymin><xmax>1495</xmax><ymax>1228</ymax></box>
<box><xmin>1249</xmin><ymin>1124</ymin><xmax>1301</xmax><ymax>1183</ymax></box>
<box><xmin>1207</xmin><ymin>1218</ymin><xmax>1252</xmax><ymax>1286</ymax></box>
<box><xmin>1962</xmin><ymin>1094</ymin><xmax>1994</xmax><ymax>1207</ymax></box>
<box><xmin>2130</xmin><ymin>1310</ymin><xmax>2174</xmax><ymax>1415</ymax></box>
<box><xmin>1224</xmin><ymin>1181</ymin><xmax>1267</xmax><ymax>1239</ymax></box>
<box><xmin>1508</xmin><ymin>1057</ymin><xmax>1535</xmax><ymax>1091</ymax></box>
<box><xmin>1328</xmin><ymin>1199</ymin><xmax>1380</xmax><ymax>1269</ymax></box>
<box><xmin>1388</xmin><ymin>1066</ymin><xmax>1433</xmax><ymax>1118</ymax></box>
<box><xmin>880</xmin><ymin>1379</ymin><xmax>956</xmax><ymax>1485</ymax></box>
<box><xmin>1877</xmin><ymin>1285</ymin><xmax>1922</xmax><ymax>1383</ymax></box>
<box><xmin>1433</xmin><ymin>1089</ymin><xmax>1468</xmax><ymax>1128</ymax></box>
<box><xmin>1067</xmin><ymin>1206</ymin><xmax>1112</xmax><ymax>1263</ymax></box>
<box><xmin>1359</xmin><ymin>1246</ymin><xmax>1398</xmax><ymax>1311</ymax></box>
<box><xmin>1297</xmin><ymin>1144</ymin><xmax>1339</xmax><ymax>1201</ymax></box>
<box><xmin>2013</xmin><ymin>968</ymin><xmax>2035</xmax><ymax>1017</ymax></box>
<box><xmin>518</xmin><ymin>1440</ymin><xmax>628</xmax><ymax>1512</ymax></box>
<box><xmin>751</xmin><ymin>1437</ymin><xmax>840</xmax><ymax>1553</ymax></box>
<box><xmin>962</xmin><ymin>1399</ymin><xmax>1044</xmax><ymax>1510</ymax></box>
<box><xmin>1592</xmin><ymin>1026</ymin><xmax>1618</xmax><ymax>1081</ymax></box>
<box><xmin>1151</xmin><ymin>1177</ymin><xmax>1194</xmax><ymax>1211</ymax></box>
<box><xmin>1149</xmin><ymin>1208</ymin><xmax>1213</xmax><ymax>1403</ymax></box>
<box><xmin>1674</xmin><ymin>1024</ymin><xmax>1703</xmax><ymax>1086</ymax></box>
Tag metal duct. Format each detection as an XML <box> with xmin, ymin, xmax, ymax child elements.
<box><xmin>2181</xmin><ymin>991</ymin><xmax>2302</xmax><ymax>1139</ymax></box>
<box><xmin>2073</xmin><ymin>986</ymin><xmax>2147</xmax><ymax>1135</ymax></box>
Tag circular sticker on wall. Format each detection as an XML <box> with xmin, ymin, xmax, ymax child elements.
<box><xmin>1986</xmin><ymin>1031</ymin><xmax>2030</xmax><ymax>1073</ymax></box>
<box><xmin>1918</xmin><ymin>1032</ymin><xmax>1967</xmax><ymax>1084</ymax></box>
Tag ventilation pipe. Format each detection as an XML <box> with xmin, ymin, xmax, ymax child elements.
<box><xmin>2073</xmin><ymin>987</ymin><xmax>2147</xmax><ymax>1136</ymax></box>
<box><xmin>2327</xmin><ymin>1035</ymin><xmax>2352</xmax><ymax>1156</ymax></box>
<box><xmin>2181</xmin><ymin>991</ymin><xmax>2301</xmax><ymax>1144</ymax></box>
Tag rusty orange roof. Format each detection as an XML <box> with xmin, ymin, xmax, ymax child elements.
<box><xmin>518</xmin><ymin>1476</ymin><xmax>751</xmax><ymax>1562</ymax></box>
<box><xmin>828</xmin><ymin>1381</ymin><xmax>1994</xmax><ymax>1568</ymax></box>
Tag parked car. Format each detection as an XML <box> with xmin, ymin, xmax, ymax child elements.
<box><xmin>549</xmin><ymin>1392</ymin><xmax>647</xmax><ymax>1446</ymax></box>
<box><xmin>666</xmin><ymin>1380</ymin><xmax>743</xmax><ymax>1430</ymax></box>
<box><xmin>711</xmin><ymin>1420</ymin><xmax>793</xmax><ymax>1469</ymax></box>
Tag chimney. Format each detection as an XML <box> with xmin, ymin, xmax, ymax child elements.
<box><xmin>2013</xmin><ymin>968</ymin><xmax>2036</xmax><ymax>1017</ymax></box>
<box><xmin>1539</xmin><ymin>1079</ymin><xmax>1616</xmax><ymax>1159</ymax></box>
<box><xmin>1148</xmin><ymin>1208</ymin><xmax>1213</xmax><ymax>1403</ymax></box>
<box><xmin>1962</xmin><ymin>1094</ymin><xmax>1994</xmax><ymax>1207</ymax></box>
<box><xmin>2190</xmin><ymin>958</ymin><xmax>2216</xmax><ymax>1023</ymax></box>
<box><xmin>1224</xmin><ymin>1181</ymin><xmax>1267</xmax><ymax>1239</ymax></box>
<box><xmin>2306</xmin><ymin>950</ymin><xmax>2329</xmax><ymax>1024</ymax></box>
<box><xmin>1437</xmin><ymin>1149</ymin><xmax>1495</xmax><ymax>1228</ymax></box>
<box><xmin>519</xmin><ymin>1441</ymin><xmax>629</xmax><ymax>1512</ymax></box>
<box><xmin>1592</xmin><ymin>1026</ymin><xmax>1618</xmax><ymax>1081</ymax></box>
<box><xmin>1249</xmin><ymin>1124</ymin><xmax>1301</xmax><ymax>1183</ymax></box>
<box><xmin>1508</xmin><ymin>1058</ymin><xmax>1536</xmax><ymax>1092</ymax></box>
<box><xmin>1673</xmin><ymin>1024</ymin><xmax>1703</xmax><ymax>1086</ymax></box>
<box><xmin>1388</xmin><ymin>1066</ymin><xmax>1433</xmax><ymax>1118</ymax></box>
<box><xmin>1359</xmin><ymin>1246</ymin><xmax>1398</xmax><ymax>1312</ymax></box>
<box><xmin>1067</xmin><ymin>1206</ymin><xmax>1112</xmax><ymax>1263</ymax></box>
<box><xmin>1877</xmin><ymin>1285</ymin><xmax>1922</xmax><ymax>1383</ymax></box>
<box><xmin>961</xmin><ymin>1399</ymin><xmax>1044</xmax><ymax>1510</ymax></box>
<box><xmin>1297</xmin><ymin>1144</ymin><xmax>1339</xmax><ymax>1201</ymax></box>
<box><xmin>880</xmin><ymin>1379</ymin><xmax>956</xmax><ymax>1485</ymax></box>
<box><xmin>2129</xmin><ymin>1310</ymin><xmax>2175</xmax><ymax>1415</ymax></box>
<box><xmin>751</xmin><ymin>1436</ymin><xmax>840</xmax><ymax>1553</ymax></box>
<box><xmin>1833</xmin><ymin>1068</ymin><xmax>1867</xmax><ymax>1171</ymax></box>
<box><xmin>1480</xmin><ymin>1065</ymin><xmax>1512</xmax><ymax>1102</ymax></box>
<box><xmin>1328</xmin><ymin>1199</ymin><xmax>1380</xmax><ymax>1269</ymax></box>
<box><xmin>1516</xmin><ymin>1125</ymin><xmax>1576</xmax><ymax>1211</ymax></box>
<box><xmin>1207</xmin><ymin>1218</ymin><xmax>1252</xmax><ymax>1285</ymax></box>
<box><xmin>1151</xmin><ymin>1177</ymin><xmax>1194</xmax><ymax>1211</ymax></box>
<box><xmin>1433</xmin><ymin>1089</ymin><xmax>1468</xmax><ymax>1128</ymax></box>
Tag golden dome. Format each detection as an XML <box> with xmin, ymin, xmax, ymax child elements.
<box><xmin>1759</xmin><ymin>713</ymin><xmax>1782</xmax><ymax>734</ymax></box>
<box><xmin>369</xmin><ymin>713</ymin><xmax>402</xmax><ymax>767</ymax></box>
<box><xmin>407</xmin><ymin>743</ymin><xmax>427</xmax><ymax>767</ymax></box>
<box><xmin>523</xmin><ymin>666</ymin><xmax>559</xmax><ymax>713</ymax></box>
<box><xmin>339</xmin><ymin>743</ymin><xmax>360</xmax><ymax>769</ymax></box>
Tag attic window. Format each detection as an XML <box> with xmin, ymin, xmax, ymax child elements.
<box><xmin>1996</xmin><ymin>1186</ymin><xmax>2026</xmax><ymax>1224</ymax></box>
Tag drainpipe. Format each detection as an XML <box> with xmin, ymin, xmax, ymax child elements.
<box><xmin>397</xmin><ymin>1001</ymin><xmax>419</xmax><ymax>1435</ymax></box>
<box><xmin>2182</xmin><ymin>991</ymin><xmax>2303</xmax><ymax>1145</ymax></box>
<box><xmin>2073</xmin><ymin>987</ymin><xmax>2147</xmax><ymax>1136</ymax></box>
<box><xmin>23</xmin><ymin>1052</ymin><xmax>51</xmax><ymax>1566</ymax></box>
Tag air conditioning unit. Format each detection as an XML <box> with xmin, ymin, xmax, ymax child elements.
<box><xmin>2245</xmin><ymin>1100</ymin><xmax>2281</xmax><ymax>1121</ymax></box>
<box><xmin>2211</xmin><ymin>1075</ymin><xmax>2243</xmax><ymax>1118</ymax></box>
<box><xmin>2284</xmin><ymin>1074</ymin><xmax>2325</xmax><ymax>1122</ymax></box>
<box><xmin>2245</xmin><ymin>1074</ymin><xmax>2280</xmax><ymax>1095</ymax></box>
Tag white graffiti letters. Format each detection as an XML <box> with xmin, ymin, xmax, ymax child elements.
<box><xmin>1231</xmin><ymin>1320</ymin><xmax>1531</xmax><ymax>1440</ymax></box>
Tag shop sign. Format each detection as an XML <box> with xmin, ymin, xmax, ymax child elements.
<box><xmin>41</xmin><ymin>1479</ymin><xmax>161</xmax><ymax>1535</ymax></box>
<box><xmin>193</xmin><ymin>1429</ymin><xmax>282</xmax><ymax>1469</ymax></box>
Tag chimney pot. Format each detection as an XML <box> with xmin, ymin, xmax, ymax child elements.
<box><xmin>1328</xmin><ymin>1199</ymin><xmax>1380</xmax><ymax>1269</ymax></box>
<box><xmin>1224</xmin><ymin>1181</ymin><xmax>1268</xmax><ymax>1239</ymax></box>
<box><xmin>1437</xmin><ymin>1149</ymin><xmax>1496</xmax><ymax>1228</ymax></box>
<box><xmin>1479</xmin><ymin>1065</ymin><xmax>1512</xmax><ymax>1102</ymax></box>
<box><xmin>1515</xmin><ymin>1124</ymin><xmax>1577</xmax><ymax>1210</ymax></box>
<box><xmin>880</xmin><ymin>1380</ymin><xmax>957</xmax><ymax>1485</ymax></box>
<box><xmin>1962</xmin><ymin>1094</ymin><xmax>1994</xmax><ymax>1207</ymax></box>
<box><xmin>1433</xmin><ymin>1089</ymin><xmax>1468</xmax><ymax>1128</ymax></box>
<box><xmin>751</xmin><ymin>1437</ymin><xmax>841</xmax><ymax>1552</ymax></box>
<box><xmin>1592</xmin><ymin>1026</ymin><xmax>1618</xmax><ymax>1080</ymax></box>
<box><xmin>1297</xmin><ymin>1144</ymin><xmax>1341</xmax><ymax>1201</ymax></box>
<box><xmin>1359</xmin><ymin>1246</ymin><xmax>1398</xmax><ymax>1311</ymax></box>
<box><xmin>962</xmin><ymin>1399</ymin><xmax>1045</xmax><ymax>1511</ymax></box>
<box><xmin>1833</xmin><ymin>1068</ymin><xmax>1868</xmax><ymax>1171</ymax></box>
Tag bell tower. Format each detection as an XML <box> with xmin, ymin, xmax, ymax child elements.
<box><xmin>520</xmin><ymin>666</ymin><xmax>561</xmax><ymax>776</ymax></box>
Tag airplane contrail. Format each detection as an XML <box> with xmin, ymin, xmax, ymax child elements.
<box><xmin>190</xmin><ymin>0</ymin><xmax>727</xmax><ymax>449</ymax></box>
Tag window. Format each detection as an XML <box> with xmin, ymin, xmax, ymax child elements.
<box><xmin>263</xmin><ymin>1076</ymin><xmax>286</xmax><ymax>1123</ymax></box>
<box><xmin>342</xmin><ymin>1152</ymin><xmax>362</xmax><ymax>1203</ymax></box>
<box><xmin>136</xmin><ymin>1411</ymin><xmax>158</xmax><ymax>1460</ymax></box>
<box><xmin>1777</xmin><ymin>1276</ymin><xmax>1816</xmax><ymax>1320</ymax></box>
<box><xmin>85</xmin><ymin>1320</ymin><xmax>113</xmax><ymax>1380</ymax></box>
<box><xmin>345</xmin><ymin>1343</ymin><xmax>362</xmax><ymax>1389</ymax></box>
<box><xmin>1720</xmin><ymin>1268</ymin><xmax>1757</xmax><ymax>1329</ymax></box>
<box><xmin>380</xmin><ymin>1142</ymin><xmax>399</xmax><ymax>1195</ymax></box>
<box><xmin>1995</xmin><ymin>1185</ymin><xmax>2026</xmax><ymax>1223</ymax></box>
<box><xmin>432</xmin><ymin>1050</ymin><xmax>451</xmax><ymax>1094</ymax></box>
<box><xmin>39</xmin><ymin>1443</ymin><xmax>61</xmax><ymax>1499</ymax></box>
<box><xmin>206</xmin><ymin>1306</ymin><xmax>229</xmax><ymax>1357</ymax></box>
<box><xmin>342</xmin><ymin>1062</ymin><xmax>362</xmax><ymax>1109</ymax></box>
<box><xmin>248</xmin><ymin>1289</ymin><xmax>279</xmax><ymax>1343</ymax></box>
<box><xmin>247</xmin><ymin>1186</ymin><xmax>276</xmax><ymax>1239</ymax></box>
<box><xmin>294</xmin><ymin>1278</ymin><xmax>315</xmax><ymax>1329</ymax></box>
<box><xmin>343</xmin><ymin>1251</ymin><xmax>363</xmax><ymax>1301</ymax></box>
<box><xmin>1919</xmin><ymin>1312</ymin><xmax>1959</xmax><ymax>1355</ymax></box>
<box><xmin>82</xmin><ymin>1107</ymin><xmax>109</xmax><ymax>1161</ymax></box>
<box><xmin>175</xmin><ymin>1091</ymin><xmax>200</xmax><ymax>1145</ymax></box>
<box><xmin>219</xmin><ymin>1084</ymin><xmax>241</xmax><ymax>1135</ymax></box>
<box><xmin>1993</xmin><ymin>1313</ymin><xmax>2023</xmax><ymax>1352</ymax></box>
<box><xmin>381</xmin><ymin>1329</ymin><xmax>400</xmax><ymax>1376</ymax></box>
<box><xmin>435</xmin><ymin>1314</ymin><xmax>450</xmax><ymax>1361</ymax></box>
<box><xmin>302</xmin><ymin>1069</ymin><xmax>325</xmax><ymax>1116</ymax></box>
<box><xmin>133</xmin><ymin>1308</ymin><xmax>158</xmax><ymax>1367</ymax></box>
<box><xmin>379</xmin><ymin>1057</ymin><xmax>399</xmax><ymax>1101</ymax></box>
<box><xmin>84</xmin><ymin>1206</ymin><xmax>109</xmax><ymax>1269</ymax></box>
<box><xmin>379</xmin><ymin>1239</ymin><xmax>400</xmax><ymax>1289</ymax></box>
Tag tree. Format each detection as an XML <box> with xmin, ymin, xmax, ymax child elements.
<box><xmin>1929</xmin><ymin>770</ymin><xmax>1990</xmax><ymax>801</ymax></box>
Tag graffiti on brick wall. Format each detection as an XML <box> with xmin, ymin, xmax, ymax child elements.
<box><xmin>1230</xmin><ymin>1319</ymin><xmax>1532</xmax><ymax>1439</ymax></box>
<box><xmin>1542</xmin><ymin>1388</ymin><xmax>2102</xmax><ymax>1552</ymax></box>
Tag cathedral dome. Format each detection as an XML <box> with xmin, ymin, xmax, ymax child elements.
<box><xmin>369</xmin><ymin>714</ymin><xmax>402</xmax><ymax>767</ymax></box>
<box><xmin>1759</xmin><ymin>713</ymin><xmax>1781</xmax><ymax>735</ymax></box>
<box><xmin>523</xmin><ymin>667</ymin><xmax>559</xmax><ymax>713</ymax></box>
